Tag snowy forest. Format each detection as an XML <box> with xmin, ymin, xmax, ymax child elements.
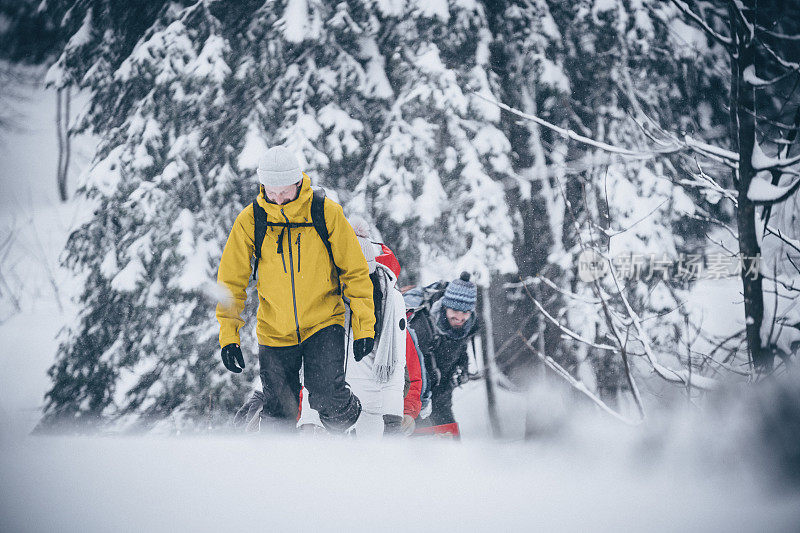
<box><xmin>2</xmin><ymin>0</ymin><xmax>800</xmax><ymax>530</ymax></box>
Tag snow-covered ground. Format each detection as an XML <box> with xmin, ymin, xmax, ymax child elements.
<box><xmin>2</xmin><ymin>74</ymin><xmax>800</xmax><ymax>533</ymax></box>
<box><xmin>2</xmin><ymin>424</ymin><xmax>799</xmax><ymax>533</ymax></box>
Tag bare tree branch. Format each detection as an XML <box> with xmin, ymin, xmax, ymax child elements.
<box><xmin>760</xmin><ymin>39</ymin><xmax>800</xmax><ymax>73</ymax></box>
<box><xmin>504</xmin><ymin>275</ymin><xmax>603</xmax><ymax>305</ymax></box>
<box><xmin>474</xmin><ymin>93</ymin><xmax>740</xmax><ymax>167</ymax></box>
<box><xmin>605</xmin><ymin>256</ymin><xmax>720</xmax><ymax>390</ymax></box>
<box><xmin>518</xmin><ymin>333</ymin><xmax>640</xmax><ymax>425</ymax></box>
<box><xmin>669</xmin><ymin>0</ymin><xmax>734</xmax><ymax>49</ymax></box>
<box><xmin>517</xmin><ymin>275</ymin><xmax>618</xmax><ymax>352</ymax></box>
<box><xmin>591</xmin><ymin>268</ymin><xmax>646</xmax><ymax>419</ymax></box>
<box><xmin>755</xmin><ymin>25</ymin><xmax>800</xmax><ymax>41</ymax></box>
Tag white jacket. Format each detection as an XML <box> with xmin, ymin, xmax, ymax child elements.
<box><xmin>345</xmin><ymin>263</ymin><xmax>407</xmax><ymax>416</ymax></box>
<box><xmin>298</xmin><ymin>262</ymin><xmax>407</xmax><ymax>430</ymax></box>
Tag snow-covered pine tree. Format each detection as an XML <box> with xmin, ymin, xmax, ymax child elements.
<box><xmin>40</xmin><ymin>0</ymin><xmax>395</xmax><ymax>431</ymax></box>
<box><xmin>236</xmin><ymin>0</ymin><xmax>391</xmax><ymax>191</ymax></box>
<box><xmin>351</xmin><ymin>0</ymin><xmax>516</xmax><ymax>283</ymax></box>
<box><xmin>40</xmin><ymin>1</ymin><xmax>251</xmax><ymax>431</ymax></box>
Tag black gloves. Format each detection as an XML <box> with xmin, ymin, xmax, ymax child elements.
<box><xmin>353</xmin><ymin>337</ymin><xmax>375</xmax><ymax>362</ymax></box>
<box><xmin>221</xmin><ymin>343</ymin><xmax>245</xmax><ymax>373</ymax></box>
<box><xmin>451</xmin><ymin>366</ymin><xmax>470</xmax><ymax>387</ymax></box>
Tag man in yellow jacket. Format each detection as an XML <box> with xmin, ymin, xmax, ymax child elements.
<box><xmin>216</xmin><ymin>146</ymin><xmax>374</xmax><ymax>432</ymax></box>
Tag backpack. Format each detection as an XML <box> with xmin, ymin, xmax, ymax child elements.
<box><xmin>251</xmin><ymin>187</ymin><xmax>339</xmax><ymax>283</ymax></box>
<box><xmin>403</xmin><ymin>280</ymin><xmax>449</xmax><ymax>317</ymax></box>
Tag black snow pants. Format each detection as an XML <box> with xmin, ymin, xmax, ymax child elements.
<box><xmin>429</xmin><ymin>376</ymin><xmax>457</xmax><ymax>426</ymax></box>
<box><xmin>258</xmin><ymin>324</ymin><xmax>361</xmax><ymax>432</ymax></box>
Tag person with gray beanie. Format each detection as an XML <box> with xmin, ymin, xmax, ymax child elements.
<box><xmin>403</xmin><ymin>272</ymin><xmax>481</xmax><ymax>432</ymax></box>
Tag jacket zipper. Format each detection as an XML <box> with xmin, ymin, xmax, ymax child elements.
<box><xmin>296</xmin><ymin>233</ymin><xmax>301</xmax><ymax>272</ymax></box>
<box><xmin>282</xmin><ymin>209</ymin><xmax>302</xmax><ymax>344</ymax></box>
<box><xmin>276</xmin><ymin>227</ymin><xmax>287</xmax><ymax>273</ymax></box>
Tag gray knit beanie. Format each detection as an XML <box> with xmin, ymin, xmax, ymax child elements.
<box><xmin>257</xmin><ymin>146</ymin><xmax>302</xmax><ymax>188</ymax></box>
<box><xmin>441</xmin><ymin>272</ymin><xmax>477</xmax><ymax>312</ymax></box>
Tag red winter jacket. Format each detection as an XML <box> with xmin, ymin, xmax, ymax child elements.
<box><xmin>376</xmin><ymin>244</ymin><xmax>422</xmax><ymax>418</ymax></box>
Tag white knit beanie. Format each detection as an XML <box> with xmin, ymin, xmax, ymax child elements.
<box><xmin>257</xmin><ymin>146</ymin><xmax>302</xmax><ymax>188</ymax></box>
<box><xmin>350</xmin><ymin>217</ymin><xmax>379</xmax><ymax>273</ymax></box>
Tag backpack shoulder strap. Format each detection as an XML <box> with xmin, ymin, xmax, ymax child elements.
<box><xmin>252</xmin><ymin>200</ymin><xmax>268</xmax><ymax>280</ymax></box>
<box><xmin>311</xmin><ymin>188</ymin><xmax>337</xmax><ymax>270</ymax></box>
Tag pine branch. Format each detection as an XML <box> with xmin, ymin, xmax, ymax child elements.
<box><xmin>743</xmin><ymin>65</ymin><xmax>797</xmax><ymax>88</ymax></box>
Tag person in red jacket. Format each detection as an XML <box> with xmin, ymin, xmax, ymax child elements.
<box><xmin>376</xmin><ymin>243</ymin><xmax>422</xmax><ymax>434</ymax></box>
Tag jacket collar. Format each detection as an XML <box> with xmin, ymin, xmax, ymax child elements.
<box><xmin>257</xmin><ymin>173</ymin><xmax>313</xmax><ymax>220</ymax></box>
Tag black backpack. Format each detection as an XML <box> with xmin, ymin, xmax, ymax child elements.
<box><xmin>404</xmin><ymin>280</ymin><xmax>449</xmax><ymax>316</ymax></box>
<box><xmin>251</xmin><ymin>188</ymin><xmax>339</xmax><ymax>283</ymax></box>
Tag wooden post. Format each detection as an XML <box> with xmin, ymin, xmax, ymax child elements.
<box><xmin>481</xmin><ymin>284</ymin><xmax>501</xmax><ymax>438</ymax></box>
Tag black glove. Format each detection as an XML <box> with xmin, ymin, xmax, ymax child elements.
<box><xmin>451</xmin><ymin>366</ymin><xmax>470</xmax><ymax>387</ymax></box>
<box><xmin>353</xmin><ymin>337</ymin><xmax>374</xmax><ymax>362</ymax></box>
<box><xmin>221</xmin><ymin>343</ymin><xmax>245</xmax><ymax>373</ymax></box>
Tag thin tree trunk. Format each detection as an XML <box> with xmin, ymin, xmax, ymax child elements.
<box><xmin>481</xmin><ymin>284</ymin><xmax>501</xmax><ymax>438</ymax></box>
<box><xmin>55</xmin><ymin>87</ymin><xmax>67</xmax><ymax>201</ymax></box>
<box><xmin>61</xmin><ymin>86</ymin><xmax>71</xmax><ymax>201</ymax></box>
<box><xmin>729</xmin><ymin>7</ymin><xmax>766</xmax><ymax>368</ymax></box>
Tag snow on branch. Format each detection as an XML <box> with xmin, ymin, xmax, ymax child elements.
<box><xmin>743</xmin><ymin>65</ymin><xmax>795</xmax><ymax>87</ymax></box>
<box><xmin>760</xmin><ymin>40</ymin><xmax>800</xmax><ymax>73</ymax></box>
<box><xmin>752</xmin><ymin>137</ymin><xmax>800</xmax><ymax>170</ymax></box>
<box><xmin>590</xmin><ymin>270</ymin><xmax>646</xmax><ymax>419</ymax></box>
<box><xmin>679</xmin><ymin>160</ymin><xmax>738</xmax><ymax>204</ymax></box>
<box><xmin>474</xmin><ymin>93</ymin><xmax>739</xmax><ymax>167</ymax></box>
<box><xmin>505</xmin><ymin>275</ymin><xmax>603</xmax><ymax>305</ymax></box>
<box><xmin>756</xmin><ymin>26</ymin><xmax>800</xmax><ymax>41</ymax></box>
<box><xmin>729</xmin><ymin>0</ymin><xmax>755</xmax><ymax>43</ymax></box>
<box><xmin>747</xmin><ymin>171</ymin><xmax>800</xmax><ymax>205</ymax></box>
<box><xmin>668</xmin><ymin>0</ymin><xmax>733</xmax><ymax>49</ymax></box>
<box><xmin>474</xmin><ymin>93</ymin><xmax>655</xmax><ymax>158</ymax></box>
<box><xmin>683</xmin><ymin>135</ymin><xmax>740</xmax><ymax>164</ymax></box>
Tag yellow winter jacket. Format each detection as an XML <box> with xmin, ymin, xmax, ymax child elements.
<box><xmin>216</xmin><ymin>174</ymin><xmax>375</xmax><ymax>347</ymax></box>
